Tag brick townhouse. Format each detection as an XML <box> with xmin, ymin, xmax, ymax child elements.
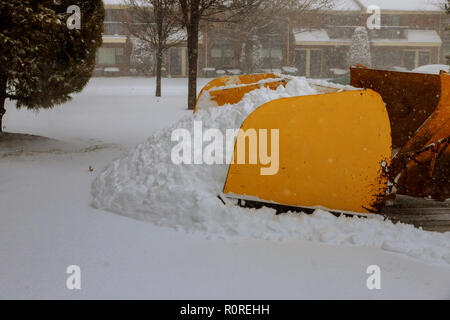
<box><xmin>97</xmin><ymin>0</ymin><xmax>448</xmax><ymax>78</ymax></box>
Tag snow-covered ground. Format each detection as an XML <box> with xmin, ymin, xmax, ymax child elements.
<box><xmin>1</xmin><ymin>77</ymin><xmax>449</xmax><ymax>299</ymax></box>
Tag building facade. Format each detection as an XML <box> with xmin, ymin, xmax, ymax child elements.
<box><xmin>95</xmin><ymin>3</ymin><xmax>131</xmax><ymax>76</ymax></box>
<box><xmin>291</xmin><ymin>0</ymin><xmax>446</xmax><ymax>78</ymax></box>
<box><xmin>98</xmin><ymin>0</ymin><xmax>448</xmax><ymax>78</ymax></box>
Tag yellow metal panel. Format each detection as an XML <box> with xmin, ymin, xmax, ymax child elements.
<box><xmin>208</xmin><ymin>80</ymin><xmax>288</xmax><ymax>107</ymax></box>
<box><xmin>223</xmin><ymin>90</ymin><xmax>392</xmax><ymax>214</ymax></box>
<box><xmin>194</xmin><ymin>73</ymin><xmax>287</xmax><ymax>112</ymax></box>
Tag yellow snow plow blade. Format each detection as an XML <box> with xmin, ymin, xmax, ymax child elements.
<box><xmin>223</xmin><ymin>90</ymin><xmax>392</xmax><ymax>214</ymax></box>
<box><xmin>194</xmin><ymin>73</ymin><xmax>289</xmax><ymax>112</ymax></box>
<box><xmin>351</xmin><ymin>66</ymin><xmax>450</xmax><ymax>200</ymax></box>
<box><xmin>391</xmin><ymin>72</ymin><xmax>450</xmax><ymax>199</ymax></box>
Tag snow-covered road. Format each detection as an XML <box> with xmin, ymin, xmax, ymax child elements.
<box><xmin>1</xmin><ymin>77</ymin><xmax>449</xmax><ymax>299</ymax></box>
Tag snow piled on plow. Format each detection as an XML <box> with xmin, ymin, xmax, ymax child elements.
<box><xmin>91</xmin><ymin>77</ymin><xmax>450</xmax><ymax>266</ymax></box>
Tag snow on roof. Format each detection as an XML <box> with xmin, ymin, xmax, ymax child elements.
<box><xmin>168</xmin><ymin>30</ymin><xmax>187</xmax><ymax>42</ymax></box>
<box><xmin>294</xmin><ymin>29</ymin><xmax>351</xmax><ymax>45</ymax></box>
<box><xmin>103</xmin><ymin>0</ymin><xmax>445</xmax><ymax>13</ymax></box>
<box><xmin>356</xmin><ymin>0</ymin><xmax>445</xmax><ymax>12</ymax></box>
<box><xmin>370</xmin><ymin>29</ymin><xmax>442</xmax><ymax>46</ymax></box>
<box><xmin>295</xmin><ymin>29</ymin><xmax>330</xmax><ymax>42</ymax></box>
<box><xmin>103</xmin><ymin>0</ymin><xmax>124</xmax><ymax>4</ymax></box>
<box><xmin>306</xmin><ymin>0</ymin><xmax>361</xmax><ymax>11</ymax></box>
<box><xmin>295</xmin><ymin>28</ymin><xmax>442</xmax><ymax>46</ymax></box>
<box><xmin>104</xmin><ymin>0</ymin><xmax>126</xmax><ymax>4</ymax></box>
<box><xmin>407</xmin><ymin>29</ymin><xmax>442</xmax><ymax>43</ymax></box>
<box><xmin>330</xmin><ymin>0</ymin><xmax>362</xmax><ymax>11</ymax></box>
<box><xmin>167</xmin><ymin>30</ymin><xmax>203</xmax><ymax>42</ymax></box>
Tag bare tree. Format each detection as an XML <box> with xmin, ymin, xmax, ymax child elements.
<box><xmin>177</xmin><ymin>0</ymin><xmax>333</xmax><ymax>109</ymax></box>
<box><xmin>225</xmin><ymin>0</ymin><xmax>289</xmax><ymax>74</ymax></box>
<box><xmin>126</xmin><ymin>0</ymin><xmax>182</xmax><ymax>97</ymax></box>
<box><xmin>225</xmin><ymin>0</ymin><xmax>334</xmax><ymax>73</ymax></box>
<box><xmin>177</xmin><ymin>0</ymin><xmax>261</xmax><ymax>110</ymax></box>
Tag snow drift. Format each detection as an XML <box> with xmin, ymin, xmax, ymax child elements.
<box><xmin>92</xmin><ymin>77</ymin><xmax>450</xmax><ymax>266</ymax></box>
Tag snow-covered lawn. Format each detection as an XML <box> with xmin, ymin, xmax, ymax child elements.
<box><xmin>1</xmin><ymin>77</ymin><xmax>449</xmax><ymax>299</ymax></box>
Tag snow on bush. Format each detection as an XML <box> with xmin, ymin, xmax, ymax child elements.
<box><xmin>92</xmin><ymin>77</ymin><xmax>450</xmax><ymax>266</ymax></box>
<box><xmin>130</xmin><ymin>39</ymin><xmax>156</xmax><ymax>76</ymax></box>
<box><xmin>347</xmin><ymin>27</ymin><xmax>372</xmax><ymax>68</ymax></box>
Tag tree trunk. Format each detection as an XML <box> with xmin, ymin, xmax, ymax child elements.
<box><xmin>244</xmin><ymin>39</ymin><xmax>253</xmax><ymax>74</ymax></box>
<box><xmin>187</xmin><ymin>22</ymin><xmax>199</xmax><ymax>110</ymax></box>
<box><xmin>155</xmin><ymin>48</ymin><xmax>162</xmax><ymax>97</ymax></box>
<box><xmin>0</xmin><ymin>74</ymin><xmax>6</xmax><ymax>133</ymax></box>
<box><xmin>155</xmin><ymin>1</ymin><xmax>163</xmax><ymax>98</ymax></box>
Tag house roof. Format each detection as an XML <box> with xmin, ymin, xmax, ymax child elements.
<box><xmin>330</xmin><ymin>0</ymin><xmax>362</xmax><ymax>12</ymax></box>
<box><xmin>103</xmin><ymin>35</ymin><xmax>127</xmax><ymax>44</ymax></box>
<box><xmin>407</xmin><ymin>29</ymin><xmax>442</xmax><ymax>43</ymax></box>
<box><xmin>371</xmin><ymin>29</ymin><xmax>442</xmax><ymax>46</ymax></box>
<box><xmin>103</xmin><ymin>0</ymin><xmax>446</xmax><ymax>13</ymax></box>
<box><xmin>295</xmin><ymin>29</ymin><xmax>330</xmax><ymax>42</ymax></box>
<box><xmin>104</xmin><ymin>0</ymin><xmax>124</xmax><ymax>4</ymax></box>
<box><xmin>355</xmin><ymin>0</ymin><xmax>445</xmax><ymax>12</ymax></box>
<box><xmin>294</xmin><ymin>29</ymin><xmax>351</xmax><ymax>46</ymax></box>
<box><xmin>294</xmin><ymin>28</ymin><xmax>442</xmax><ymax>47</ymax></box>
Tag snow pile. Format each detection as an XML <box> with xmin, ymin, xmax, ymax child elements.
<box><xmin>413</xmin><ymin>64</ymin><xmax>450</xmax><ymax>75</ymax></box>
<box><xmin>196</xmin><ymin>75</ymin><xmax>295</xmax><ymax>110</ymax></box>
<box><xmin>92</xmin><ymin>77</ymin><xmax>450</xmax><ymax>266</ymax></box>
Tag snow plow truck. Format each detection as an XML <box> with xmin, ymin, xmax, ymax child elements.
<box><xmin>194</xmin><ymin>66</ymin><xmax>450</xmax><ymax>217</ymax></box>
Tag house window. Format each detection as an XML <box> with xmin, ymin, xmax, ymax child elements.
<box><xmin>115</xmin><ymin>48</ymin><xmax>124</xmax><ymax>64</ymax></box>
<box><xmin>295</xmin><ymin>49</ymin><xmax>322</xmax><ymax>78</ymax></box>
<box><xmin>104</xmin><ymin>9</ymin><xmax>125</xmax><ymax>35</ymax></box>
<box><xmin>382</xmin><ymin>15</ymin><xmax>401</xmax><ymax>27</ymax></box>
<box><xmin>372</xmin><ymin>15</ymin><xmax>403</xmax><ymax>39</ymax></box>
<box><xmin>97</xmin><ymin>47</ymin><xmax>125</xmax><ymax>65</ymax></box>
<box><xmin>170</xmin><ymin>47</ymin><xmax>188</xmax><ymax>76</ymax></box>
<box><xmin>105</xmin><ymin>9</ymin><xmax>124</xmax><ymax>22</ymax></box>
<box><xmin>210</xmin><ymin>42</ymin><xmax>235</xmax><ymax>69</ymax></box>
<box><xmin>403</xmin><ymin>50</ymin><xmax>430</xmax><ymax>70</ymax></box>
<box><xmin>261</xmin><ymin>38</ymin><xmax>282</xmax><ymax>69</ymax></box>
<box><xmin>418</xmin><ymin>51</ymin><xmax>430</xmax><ymax>66</ymax></box>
